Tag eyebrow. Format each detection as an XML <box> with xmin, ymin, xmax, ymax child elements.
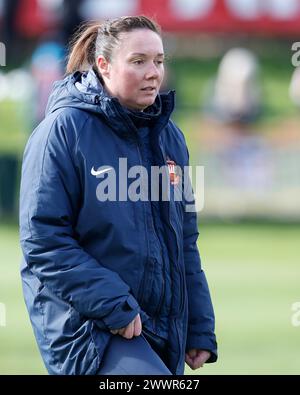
<box><xmin>130</xmin><ymin>52</ymin><xmax>165</xmax><ymax>57</ymax></box>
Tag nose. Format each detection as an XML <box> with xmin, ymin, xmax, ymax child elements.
<box><xmin>145</xmin><ymin>62</ymin><xmax>160</xmax><ymax>80</ymax></box>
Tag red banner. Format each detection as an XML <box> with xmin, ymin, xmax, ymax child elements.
<box><xmin>139</xmin><ymin>0</ymin><xmax>300</xmax><ymax>35</ymax></box>
<box><xmin>3</xmin><ymin>0</ymin><xmax>300</xmax><ymax>38</ymax></box>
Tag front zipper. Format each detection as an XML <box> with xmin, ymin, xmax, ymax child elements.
<box><xmin>154</xmin><ymin>138</ymin><xmax>185</xmax><ymax>314</ymax></box>
<box><xmin>169</xmin><ymin>214</ymin><xmax>184</xmax><ymax>313</ymax></box>
<box><xmin>136</xmin><ymin>135</ymin><xmax>167</xmax><ymax>316</ymax></box>
<box><xmin>157</xmin><ymin>140</ymin><xmax>185</xmax><ymax>374</ymax></box>
<box><xmin>170</xmin><ymin>215</ymin><xmax>185</xmax><ymax>374</ymax></box>
<box><xmin>153</xmin><ymin>236</ymin><xmax>165</xmax><ymax>316</ymax></box>
<box><xmin>135</xmin><ymin>139</ymin><xmax>152</xmax><ymax>306</ymax></box>
<box><xmin>163</xmin><ymin>144</ymin><xmax>185</xmax><ymax>315</ymax></box>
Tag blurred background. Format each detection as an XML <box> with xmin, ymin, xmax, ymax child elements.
<box><xmin>0</xmin><ymin>0</ymin><xmax>299</xmax><ymax>375</ymax></box>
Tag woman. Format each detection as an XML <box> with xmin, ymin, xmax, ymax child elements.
<box><xmin>19</xmin><ymin>16</ymin><xmax>217</xmax><ymax>375</ymax></box>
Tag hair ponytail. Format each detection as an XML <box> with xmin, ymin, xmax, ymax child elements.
<box><xmin>66</xmin><ymin>22</ymin><xmax>100</xmax><ymax>74</ymax></box>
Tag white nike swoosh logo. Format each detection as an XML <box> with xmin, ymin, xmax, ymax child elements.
<box><xmin>91</xmin><ymin>166</ymin><xmax>113</xmax><ymax>176</ymax></box>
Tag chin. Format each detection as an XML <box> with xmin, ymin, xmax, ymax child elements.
<box><xmin>138</xmin><ymin>98</ymin><xmax>156</xmax><ymax>110</ymax></box>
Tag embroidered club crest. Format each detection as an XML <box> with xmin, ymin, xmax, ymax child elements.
<box><xmin>166</xmin><ymin>159</ymin><xmax>180</xmax><ymax>186</ymax></box>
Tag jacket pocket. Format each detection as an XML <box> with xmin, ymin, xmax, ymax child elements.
<box><xmin>35</xmin><ymin>284</ymin><xmax>101</xmax><ymax>375</ymax></box>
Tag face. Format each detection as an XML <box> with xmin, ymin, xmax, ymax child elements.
<box><xmin>97</xmin><ymin>29</ymin><xmax>165</xmax><ymax>111</ymax></box>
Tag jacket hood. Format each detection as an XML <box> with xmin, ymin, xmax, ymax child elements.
<box><xmin>45</xmin><ymin>69</ymin><xmax>175</xmax><ymax>138</ymax></box>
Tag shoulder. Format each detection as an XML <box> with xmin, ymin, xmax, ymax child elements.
<box><xmin>48</xmin><ymin>107</ymin><xmax>91</xmax><ymax>139</ymax></box>
<box><xmin>26</xmin><ymin>107</ymin><xmax>92</xmax><ymax>153</ymax></box>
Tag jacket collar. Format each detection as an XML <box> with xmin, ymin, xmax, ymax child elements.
<box><xmin>67</xmin><ymin>69</ymin><xmax>175</xmax><ymax>140</ymax></box>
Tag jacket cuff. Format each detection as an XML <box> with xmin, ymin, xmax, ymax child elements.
<box><xmin>102</xmin><ymin>294</ymin><xmax>140</xmax><ymax>330</ymax></box>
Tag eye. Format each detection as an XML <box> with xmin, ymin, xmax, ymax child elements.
<box><xmin>155</xmin><ymin>60</ymin><xmax>164</xmax><ymax>66</ymax></box>
<box><xmin>133</xmin><ymin>59</ymin><xmax>144</xmax><ymax>65</ymax></box>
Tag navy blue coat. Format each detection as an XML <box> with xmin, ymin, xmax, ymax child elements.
<box><xmin>19</xmin><ymin>70</ymin><xmax>217</xmax><ymax>375</ymax></box>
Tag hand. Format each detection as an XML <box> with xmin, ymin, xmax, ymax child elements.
<box><xmin>110</xmin><ymin>313</ymin><xmax>142</xmax><ymax>339</ymax></box>
<box><xmin>185</xmin><ymin>349</ymin><xmax>211</xmax><ymax>370</ymax></box>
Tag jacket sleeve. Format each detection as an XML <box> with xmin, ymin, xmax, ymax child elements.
<box><xmin>183</xmin><ymin>150</ymin><xmax>218</xmax><ymax>363</ymax></box>
<box><xmin>19</xmin><ymin>116</ymin><xmax>139</xmax><ymax>331</ymax></box>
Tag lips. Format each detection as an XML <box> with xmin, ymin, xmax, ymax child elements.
<box><xmin>141</xmin><ymin>87</ymin><xmax>156</xmax><ymax>91</ymax></box>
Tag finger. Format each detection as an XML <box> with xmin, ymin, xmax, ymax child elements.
<box><xmin>193</xmin><ymin>353</ymin><xmax>209</xmax><ymax>367</ymax></box>
<box><xmin>133</xmin><ymin>314</ymin><xmax>142</xmax><ymax>336</ymax></box>
<box><xmin>186</xmin><ymin>361</ymin><xmax>197</xmax><ymax>370</ymax></box>
<box><xmin>191</xmin><ymin>360</ymin><xmax>204</xmax><ymax>369</ymax></box>
<box><xmin>188</xmin><ymin>358</ymin><xmax>203</xmax><ymax>370</ymax></box>
<box><xmin>122</xmin><ymin>321</ymin><xmax>134</xmax><ymax>339</ymax></box>
<box><xmin>117</xmin><ymin>326</ymin><xmax>126</xmax><ymax>334</ymax></box>
<box><xmin>198</xmin><ymin>351</ymin><xmax>211</xmax><ymax>363</ymax></box>
<box><xmin>185</xmin><ymin>354</ymin><xmax>195</xmax><ymax>369</ymax></box>
<box><xmin>185</xmin><ymin>351</ymin><xmax>207</xmax><ymax>370</ymax></box>
<box><xmin>185</xmin><ymin>353</ymin><xmax>192</xmax><ymax>363</ymax></box>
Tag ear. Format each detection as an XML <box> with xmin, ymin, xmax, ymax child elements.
<box><xmin>97</xmin><ymin>55</ymin><xmax>110</xmax><ymax>79</ymax></box>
